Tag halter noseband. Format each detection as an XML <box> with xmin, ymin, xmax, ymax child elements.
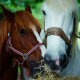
<box><xmin>6</xmin><ymin>33</ymin><xmax>44</xmax><ymax>66</ymax></box>
<box><xmin>45</xmin><ymin>27</ymin><xmax>71</xmax><ymax>45</ymax></box>
<box><xmin>45</xmin><ymin>27</ymin><xmax>72</xmax><ymax>57</ymax></box>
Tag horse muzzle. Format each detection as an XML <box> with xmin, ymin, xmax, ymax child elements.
<box><xmin>44</xmin><ymin>54</ymin><xmax>68</xmax><ymax>73</ymax></box>
<box><xmin>28</xmin><ymin>60</ymin><xmax>44</xmax><ymax>77</ymax></box>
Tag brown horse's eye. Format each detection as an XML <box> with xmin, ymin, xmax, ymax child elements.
<box><xmin>19</xmin><ymin>29</ymin><xmax>25</xmax><ymax>35</ymax></box>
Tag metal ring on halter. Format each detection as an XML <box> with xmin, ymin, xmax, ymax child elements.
<box><xmin>23</xmin><ymin>53</ymin><xmax>28</xmax><ymax>60</ymax></box>
<box><xmin>8</xmin><ymin>44</ymin><xmax>12</xmax><ymax>50</ymax></box>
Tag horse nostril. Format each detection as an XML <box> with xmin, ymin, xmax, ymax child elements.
<box><xmin>44</xmin><ymin>54</ymin><xmax>51</xmax><ymax>64</ymax></box>
<box><xmin>59</xmin><ymin>54</ymin><xmax>68</xmax><ymax>67</ymax></box>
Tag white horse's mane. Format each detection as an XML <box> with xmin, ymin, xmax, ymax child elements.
<box><xmin>45</xmin><ymin>0</ymin><xmax>79</xmax><ymax>56</ymax></box>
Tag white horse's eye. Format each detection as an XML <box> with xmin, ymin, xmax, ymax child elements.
<box><xmin>42</xmin><ymin>11</ymin><xmax>46</xmax><ymax>15</ymax></box>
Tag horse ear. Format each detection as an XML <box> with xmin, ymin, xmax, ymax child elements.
<box><xmin>0</xmin><ymin>4</ymin><xmax>15</xmax><ymax>20</ymax></box>
<box><xmin>25</xmin><ymin>6</ymin><xmax>32</xmax><ymax>14</ymax></box>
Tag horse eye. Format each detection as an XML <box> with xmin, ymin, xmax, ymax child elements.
<box><xmin>19</xmin><ymin>29</ymin><xmax>25</xmax><ymax>35</ymax></box>
<box><xmin>42</xmin><ymin>11</ymin><xmax>46</xmax><ymax>15</ymax></box>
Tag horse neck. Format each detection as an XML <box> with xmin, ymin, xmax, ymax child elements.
<box><xmin>59</xmin><ymin>49</ymin><xmax>80</xmax><ymax>75</ymax></box>
<box><xmin>1</xmin><ymin>44</ymin><xmax>13</xmax><ymax>71</ymax></box>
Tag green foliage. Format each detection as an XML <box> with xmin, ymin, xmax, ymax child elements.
<box><xmin>0</xmin><ymin>0</ymin><xmax>44</xmax><ymax>28</ymax></box>
<box><xmin>77</xmin><ymin>0</ymin><xmax>80</xmax><ymax>4</ymax></box>
<box><xmin>0</xmin><ymin>0</ymin><xmax>80</xmax><ymax>26</ymax></box>
<box><xmin>79</xmin><ymin>32</ymin><xmax>80</xmax><ymax>36</ymax></box>
<box><xmin>35</xmin><ymin>0</ymin><xmax>44</xmax><ymax>3</ymax></box>
<box><xmin>79</xmin><ymin>4</ymin><xmax>80</xmax><ymax>21</ymax></box>
<box><xmin>31</xmin><ymin>3</ymin><xmax>44</xmax><ymax>28</ymax></box>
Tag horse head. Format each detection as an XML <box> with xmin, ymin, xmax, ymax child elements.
<box><xmin>0</xmin><ymin>5</ymin><xmax>46</xmax><ymax>78</ymax></box>
<box><xmin>41</xmin><ymin>0</ymin><xmax>79</xmax><ymax>73</ymax></box>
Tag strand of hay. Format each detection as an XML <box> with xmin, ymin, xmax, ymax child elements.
<box><xmin>33</xmin><ymin>72</ymin><xmax>80</xmax><ymax>80</ymax></box>
<box><xmin>32</xmin><ymin>61</ymin><xmax>80</xmax><ymax>80</ymax></box>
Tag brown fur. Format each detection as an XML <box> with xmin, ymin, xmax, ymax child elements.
<box><xmin>0</xmin><ymin>5</ymin><xmax>42</xmax><ymax>80</ymax></box>
<box><xmin>0</xmin><ymin>18</ymin><xmax>10</xmax><ymax>55</ymax></box>
<box><xmin>15</xmin><ymin>11</ymin><xmax>41</xmax><ymax>34</ymax></box>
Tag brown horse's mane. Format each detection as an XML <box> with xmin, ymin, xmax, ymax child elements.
<box><xmin>0</xmin><ymin>10</ymin><xmax>41</xmax><ymax>55</ymax></box>
<box><xmin>0</xmin><ymin>18</ymin><xmax>11</xmax><ymax>55</ymax></box>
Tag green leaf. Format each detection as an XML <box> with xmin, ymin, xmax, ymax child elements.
<box><xmin>77</xmin><ymin>0</ymin><xmax>80</xmax><ymax>4</ymax></box>
<box><xmin>79</xmin><ymin>32</ymin><xmax>80</xmax><ymax>36</ymax></box>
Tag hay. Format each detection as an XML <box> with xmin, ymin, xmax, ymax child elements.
<box><xmin>32</xmin><ymin>63</ymin><xmax>80</xmax><ymax>80</ymax></box>
<box><xmin>32</xmin><ymin>73</ymin><xmax>80</xmax><ymax>80</ymax></box>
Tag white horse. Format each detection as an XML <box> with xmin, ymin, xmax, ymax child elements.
<box><xmin>40</xmin><ymin>0</ymin><xmax>80</xmax><ymax>75</ymax></box>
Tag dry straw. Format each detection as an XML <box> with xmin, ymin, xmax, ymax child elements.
<box><xmin>32</xmin><ymin>61</ymin><xmax>80</xmax><ymax>80</ymax></box>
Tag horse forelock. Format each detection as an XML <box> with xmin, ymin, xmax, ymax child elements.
<box><xmin>15</xmin><ymin>11</ymin><xmax>41</xmax><ymax>34</ymax></box>
<box><xmin>0</xmin><ymin>18</ymin><xmax>11</xmax><ymax>55</ymax></box>
<box><xmin>46</xmin><ymin>0</ymin><xmax>78</xmax><ymax>14</ymax></box>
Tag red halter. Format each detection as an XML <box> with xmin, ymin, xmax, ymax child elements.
<box><xmin>6</xmin><ymin>33</ymin><xmax>44</xmax><ymax>66</ymax></box>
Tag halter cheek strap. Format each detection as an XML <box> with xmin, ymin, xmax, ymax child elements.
<box><xmin>67</xmin><ymin>44</ymin><xmax>72</xmax><ymax>57</ymax></box>
<box><xmin>6</xmin><ymin>33</ymin><xmax>44</xmax><ymax>66</ymax></box>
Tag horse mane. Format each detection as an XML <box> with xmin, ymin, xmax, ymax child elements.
<box><xmin>14</xmin><ymin>10</ymin><xmax>41</xmax><ymax>34</ymax></box>
<box><xmin>71</xmin><ymin>12</ymin><xmax>79</xmax><ymax>56</ymax></box>
<box><xmin>0</xmin><ymin>18</ymin><xmax>11</xmax><ymax>55</ymax></box>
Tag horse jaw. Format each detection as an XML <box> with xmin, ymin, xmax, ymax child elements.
<box><xmin>20</xmin><ymin>68</ymin><xmax>32</xmax><ymax>80</ymax></box>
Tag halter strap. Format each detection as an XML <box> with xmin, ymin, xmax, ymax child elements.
<box><xmin>45</xmin><ymin>27</ymin><xmax>71</xmax><ymax>45</ymax></box>
<box><xmin>44</xmin><ymin>27</ymin><xmax>72</xmax><ymax>57</ymax></box>
<box><xmin>6</xmin><ymin>33</ymin><xmax>44</xmax><ymax>66</ymax></box>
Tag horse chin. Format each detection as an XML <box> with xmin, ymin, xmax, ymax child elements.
<box><xmin>49</xmin><ymin>66</ymin><xmax>61</xmax><ymax>74</ymax></box>
<box><xmin>28</xmin><ymin>60</ymin><xmax>44</xmax><ymax>77</ymax></box>
<box><xmin>48</xmin><ymin>59</ymin><xmax>69</xmax><ymax>74</ymax></box>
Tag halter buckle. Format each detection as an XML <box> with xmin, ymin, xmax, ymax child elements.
<box><xmin>23</xmin><ymin>54</ymin><xmax>28</xmax><ymax>60</ymax></box>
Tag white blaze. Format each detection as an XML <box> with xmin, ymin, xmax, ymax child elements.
<box><xmin>32</xmin><ymin>28</ymin><xmax>46</xmax><ymax>57</ymax></box>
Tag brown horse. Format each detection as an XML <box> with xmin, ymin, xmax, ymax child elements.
<box><xmin>0</xmin><ymin>5</ymin><xmax>46</xmax><ymax>80</ymax></box>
